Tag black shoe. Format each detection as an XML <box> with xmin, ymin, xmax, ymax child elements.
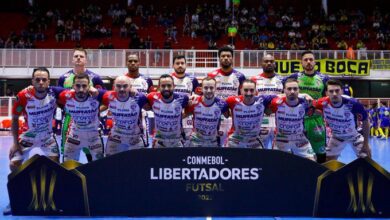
<box><xmin>3</xmin><ymin>204</ymin><xmax>11</xmax><ymax>216</ymax></box>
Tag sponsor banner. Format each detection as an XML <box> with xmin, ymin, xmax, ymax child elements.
<box><xmin>275</xmin><ymin>59</ymin><xmax>370</xmax><ymax>76</ymax></box>
<box><xmin>76</xmin><ymin>148</ymin><xmax>326</xmax><ymax>216</ymax></box>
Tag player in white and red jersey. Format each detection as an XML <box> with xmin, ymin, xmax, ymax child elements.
<box><xmin>58</xmin><ymin>73</ymin><xmax>105</xmax><ymax>162</ymax></box>
<box><xmin>101</xmin><ymin>76</ymin><xmax>148</xmax><ymax>156</ymax></box>
<box><xmin>251</xmin><ymin>54</ymin><xmax>283</xmax><ymax>149</ymax></box>
<box><xmin>9</xmin><ymin>67</ymin><xmax>65</xmax><ymax>170</ymax></box>
<box><xmin>208</xmin><ymin>46</ymin><xmax>246</xmax><ymax>146</ymax></box>
<box><xmin>186</xmin><ymin>77</ymin><xmax>229</xmax><ymax>147</ymax></box>
<box><xmin>147</xmin><ymin>74</ymin><xmax>189</xmax><ymax>148</ymax></box>
<box><xmin>226</xmin><ymin>80</ymin><xmax>274</xmax><ymax>148</ymax></box>
<box><xmin>125</xmin><ymin>54</ymin><xmax>153</xmax><ymax>93</ymax></box>
<box><xmin>125</xmin><ymin>54</ymin><xmax>154</xmax><ymax>147</ymax></box>
<box><xmin>269</xmin><ymin>78</ymin><xmax>315</xmax><ymax>160</ymax></box>
<box><xmin>171</xmin><ymin>55</ymin><xmax>200</xmax><ymax>145</ymax></box>
<box><xmin>312</xmin><ymin>79</ymin><xmax>371</xmax><ymax>160</ymax></box>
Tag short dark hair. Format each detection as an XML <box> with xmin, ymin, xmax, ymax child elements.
<box><xmin>158</xmin><ymin>74</ymin><xmax>174</xmax><ymax>86</ymax></box>
<box><xmin>173</xmin><ymin>55</ymin><xmax>186</xmax><ymax>63</ymax></box>
<box><xmin>202</xmin><ymin>76</ymin><xmax>217</xmax><ymax>86</ymax></box>
<box><xmin>242</xmin><ymin>79</ymin><xmax>256</xmax><ymax>87</ymax></box>
<box><xmin>74</xmin><ymin>47</ymin><xmax>87</xmax><ymax>56</ymax></box>
<box><xmin>32</xmin><ymin>67</ymin><xmax>50</xmax><ymax>78</ymax></box>
<box><xmin>283</xmin><ymin>78</ymin><xmax>299</xmax><ymax>87</ymax></box>
<box><xmin>73</xmin><ymin>72</ymin><xmax>90</xmax><ymax>84</ymax></box>
<box><xmin>218</xmin><ymin>46</ymin><xmax>234</xmax><ymax>58</ymax></box>
<box><xmin>326</xmin><ymin>79</ymin><xmax>343</xmax><ymax>91</ymax></box>
<box><xmin>301</xmin><ymin>50</ymin><xmax>314</xmax><ymax>59</ymax></box>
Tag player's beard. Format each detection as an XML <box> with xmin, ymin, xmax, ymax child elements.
<box><xmin>161</xmin><ymin>90</ymin><xmax>173</xmax><ymax>99</ymax></box>
<box><xmin>174</xmin><ymin>67</ymin><xmax>186</xmax><ymax>75</ymax></box>
<box><xmin>221</xmin><ymin>61</ymin><xmax>232</xmax><ymax>69</ymax></box>
<box><xmin>263</xmin><ymin>65</ymin><xmax>274</xmax><ymax>73</ymax></box>
<box><xmin>287</xmin><ymin>95</ymin><xmax>296</xmax><ymax>101</ymax></box>
<box><xmin>244</xmin><ymin>95</ymin><xmax>254</xmax><ymax>103</ymax></box>
<box><xmin>76</xmin><ymin>92</ymin><xmax>87</xmax><ymax>100</ymax></box>
<box><xmin>304</xmin><ymin>64</ymin><xmax>314</xmax><ymax>72</ymax></box>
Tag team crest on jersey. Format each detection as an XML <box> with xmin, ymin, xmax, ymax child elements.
<box><xmin>299</xmin><ymin>110</ymin><xmax>305</xmax><ymax>117</ymax></box>
<box><xmin>344</xmin><ymin>112</ymin><xmax>351</xmax><ymax>118</ymax></box>
<box><xmin>130</xmin><ymin>104</ymin><xmax>137</xmax><ymax>110</ymax></box>
<box><xmin>90</xmin><ymin>102</ymin><xmax>97</xmax><ymax>108</ymax></box>
<box><xmin>233</xmin><ymin>78</ymin><xmax>239</xmax><ymax>85</ymax></box>
<box><xmin>255</xmin><ymin>104</ymin><xmax>263</xmax><ymax>111</ymax></box>
<box><xmin>174</xmin><ymin>106</ymin><xmax>181</xmax><ymax>112</ymax></box>
<box><xmin>214</xmin><ymin>109</ymin><xmax>220</xmax><ymax>117</ymax></box>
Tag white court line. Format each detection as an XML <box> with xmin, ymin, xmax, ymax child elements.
<box><xmin>206</xmin><ymin>216</ymin><xmax>212</xmax><ymax>220</ymax></box>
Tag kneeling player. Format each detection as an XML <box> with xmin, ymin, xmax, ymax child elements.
<box><xmin>147</xmin><ymin>74</ymin><xmax>189</xmax><ymax>148</ymax></box>
<box><xmin>226</xmin><ymin>80</ymin><xmax>274</xmax><ymax>148</ymax></box>
<box><xmin>9</xmin><ymin>67</ymin><xmax>64</xmax><ymax>170</ymax></box>
<box><xmin>102</xmin><ymin>76</ymin><xmax>148</xmax><ymax>156</ymax></box>
<box><xmin>186</xmin><ymin>77</ymin><xmax>228</xmax><ymax>147</ymax></box>
<box><xmin>313</xmin><ymin>79</ymin><xmax>371</xmax><ymax>160</ymax></box>
<box><xmin>269</xmin><ymin>79</ymin><xmax>315</xmax><ymax>160</ymax></box>
<box><xmin>58</xmin><ymin>73</ymin><xmax>105</xmax><ymax>162</ymax></box>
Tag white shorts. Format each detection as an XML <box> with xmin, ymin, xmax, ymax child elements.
<box><xmin>105</xmin><ymin>130</ymin><xmax>146</xmax><ymax>156</ymax></box>
<box><xmin>218</xmin><ymin>117</ymin><xmax>232</xmax><ymax>147</ymax></box>
<box><xmin>273</xmin><ymin>133</ymin><xmax>314</xmax><ymax>160</ymax></box>
<box><xmin>189</xmin><ymin>134</ymin><xmax>219</xmax><ymax>147</ymax></box>
<box><xmin>11</xmin><ymin>131</ymin><xmax>59</xmax><ymax>162</ymax></box>
<box><xmin>64</xmin><ymin>129</ymin><xmax>104</xmax><ymax>162</ymax></box>
<box><xmin>227</xmin><ymin>134</ymin><xmax>264</xmax><ymax>148</ymax></box>
<box><xmin>327</xmin><ymin>134</ymin><xmax>367</xmax><ymax>158</ymax></box>
<box><xmin>153</xmin><ymin>138</ymin><xmax>184</xmax><ymax>148</ymax></box>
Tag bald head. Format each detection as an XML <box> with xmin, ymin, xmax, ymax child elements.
<box><xmin>262</xmin><ymin>54</ymin><xmax>276</xmax><ymax>74</ymax></box>
<box><xmin>114</xmin><ymin>76</ymin><xmax>132</xmax><ymax>100</ymax></box>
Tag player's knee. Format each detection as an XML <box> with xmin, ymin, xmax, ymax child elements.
<box><xmin>9</xmin><ymin>160</ymin><xmax>23</xmax><ymax>172</ymax></box>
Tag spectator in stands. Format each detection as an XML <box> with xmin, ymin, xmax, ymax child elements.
<box><xmin>145</xmin><ymin>35</ymin><xmax>152</xmax><ymax>49</ymax></box>
<box><xmin>356</xmin><ymin>40</ymin><xmax>366</xmax><ymax>50</ymax></box>
<box><xmin>71</xmin><ymin>27</ymin><xmax>81</xmax><ymax>41</ymax></box>
<box><xmin>337</xmin><ymin>40</ymin><xmax>348</xmax><ymax>50</ymax></box>
<box><xmin>120</xmin><ymin>25</ymin><xmax>127</xmax><ymax>38</ymax></box>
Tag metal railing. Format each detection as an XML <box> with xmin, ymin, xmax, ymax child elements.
<box><xmin>1</xmin><ymin>49</ymin><xmax>390</xmax><ymax>69</ymax></box>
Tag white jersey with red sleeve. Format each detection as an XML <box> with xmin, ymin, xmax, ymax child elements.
<box><xmin>12</xmin><ymin>87</ymin><xmax>64</xmax><ymax>134</ymax></box>
<box><xmin>208</xmin><ymin>69</ymin><xmax>246</xmax><ymax>99</ymax></box>
<box><xmin>250</xmin><ymin>73</ymin><xmax>283</xmax><ymax>95</ymax></box>
<box><xmin>125</xmin><ymin>73</ymin><xmax>153</xmax><ymax>93</ymax></box>
<box><xmin>270</xmin><ymin>97</ymin><xmax>309</xmax><ymax>136</ymax></box>
<box><xmin>102</xmin><ymin>91</ymin><xmax>148</xmax><ymax>135</ymax></box>
<box><xmin>226</xmin><ymin>95</ymin><xmax>274</xmax><ymax>138</ymax></box>
<box><xmin>147</xmin><ymin>92</ymin><xmax>189</xmax><ymax>140</ymax></box>
<box><xmin>171</xmin><ymin>72</ymin><xmax>199</xmax><ymax>96</ymax></box>
<box><xmin>58</xmin><ymin>90</ymin><xmax>103</xmax><ymax>131</ymax></box>
<box><xmin>313</xmin><ymin>96</ymin><xmax>368</xmax><ymax>140</ymax></box>
<box><xmin>187</xmin><ymin>96</ymin><xmax>228</xmax><ymax>140</ymax></box>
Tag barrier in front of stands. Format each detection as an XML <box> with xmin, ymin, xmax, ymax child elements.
<box><xmin>7</xmin><ymin>148</ymin><xmax>390</xmax><ymax>217</ymax></box>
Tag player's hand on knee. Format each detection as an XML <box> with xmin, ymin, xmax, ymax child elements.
<box><xmin>9</xmin><ymin>143</ymin><xmax>22</xmax><ymax>160</ymax></box>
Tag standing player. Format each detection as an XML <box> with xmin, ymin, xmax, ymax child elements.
<box><xmin>125</xmin><ymin>54</ymin><xmax>154</xmax><ymax>146</ymax></box>
<box><xmin>186</xmin><ymin>77</ymin><xmax>228</xmax><ymax>147</ymax></box>
<box><xmin>283</xmin><ymin>51</ymin><xmax>329</xmax><ymax>163</ymax></box>
<box><xmin>208</xmin><ymin>46</ymin><xmax>246</xmax><ymax>146</ymax></box>
<box><xmin>171</xmin><ymin>55</ymin><xmax>199</xmax><ymax>145</ymax></box>
<box><xmin>313</xmin><ymin>79</ymin><xmax>371</xmax><ymax>160</ymax></box>
<box><xmin>125</xmin><ymin>54</ymin><xmax>153</xmax><ymax>93</ymax></box>
<box><xmin>58</xmin><ymin>48</ymin><xmax>104</xmax><ymax>162</ymax></box>
<box><xmin>101</xmin><ymin>76</ymin><xmax>148</xmax><ymax>156</ymax></box>
<box><xmin>147</xmin><ymin>74</ymin><xmax>189</xmax><ymax>148</ymax></box>
<box><xmin>251</xmin><ymin>54</ymin><xmax>283</xmax><ymax>148</ymax></box>
<box><xmin>9</xmin><ymin>67</ymin><xmax>64</xmax><ymax>170</ymax></box>
<box><xmin>226</xmin><ymin>80</ymin><xmax>274</xmax><ymax>148</ymax></box>
<box><xmin>269</xmin><ymin>78</ymin><xmax>315</xmax><ymax>160</ymax></box>
<box><xmin>58</xmin><ymin>73</ymin><xmax>105</xmax><ymax>162</ymax></box>
<box><xmin>378</xmin><ymin>102</ymin><xmax>389</xmax><ymax>139</ymax></box>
